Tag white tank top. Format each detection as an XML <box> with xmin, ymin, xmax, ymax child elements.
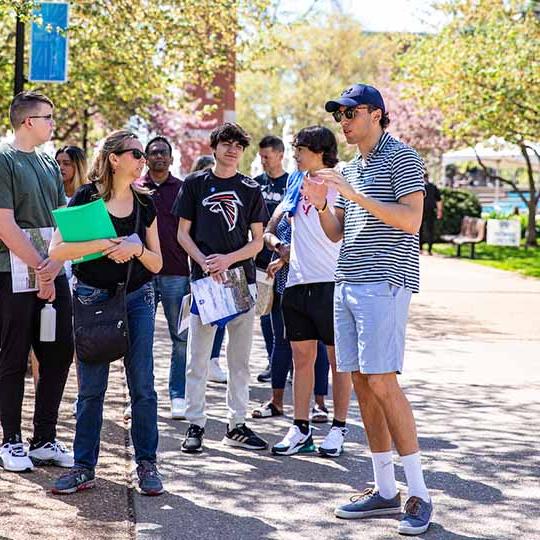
<box><xmin>286</xmin><ymin>188</ymin><xmax>341</xmax><ymax>287</ymax></box>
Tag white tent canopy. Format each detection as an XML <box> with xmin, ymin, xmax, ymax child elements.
<box><xmin>442</xmin><ymin>137</ymin><xmax>540</xmax><ymax>172</ymax></box>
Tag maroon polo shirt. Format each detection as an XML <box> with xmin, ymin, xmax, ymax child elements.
<box><xmin>142</xmin><ymin>172</ymin><xmax>189</xmax><ymax>276</ymax></box>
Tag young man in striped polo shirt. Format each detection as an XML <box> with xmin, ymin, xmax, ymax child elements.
<box><xmin>303</xmin><ymin>84</ymin><xmax>433</xmax><ymax>535</ymax></box>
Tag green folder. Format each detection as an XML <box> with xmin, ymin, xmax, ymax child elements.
<box><xmin>52</xmin><ymin>198</ymin><xmax>117</xmax><ymax>263</ymax></box>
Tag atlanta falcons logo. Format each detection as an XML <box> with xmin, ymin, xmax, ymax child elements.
<box><xmin>202</xmin><ymin>191</ymin><xmax>244</xmax><ymax>232</ymax></box>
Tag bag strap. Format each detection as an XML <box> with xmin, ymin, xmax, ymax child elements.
<box><xmin>124</xmin><ymin>191</ymin><xmax>142</xmax><ymax>290</ymax></box>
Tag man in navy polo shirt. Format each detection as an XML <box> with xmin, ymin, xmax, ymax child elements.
<box><xmin>142</xmin><ymin>136</ymin><xmax>190</xmax><ymax>420</ymax></box>
<box><xmin>304</xmin><ymin>84</ymin><xmax>433</xmax><ymax>535</ymax></box>
<box><xmin>253</xmin><ymin>135</ymin><xmax>289</xmax><ymax>382</ymax></box>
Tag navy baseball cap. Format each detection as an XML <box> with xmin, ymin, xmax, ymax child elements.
<box><xmin>325</xmin><ymin>84</ymin><xmax>385</xmax><ymax>114</ymax></box>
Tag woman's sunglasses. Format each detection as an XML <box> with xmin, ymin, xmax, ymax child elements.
<box><xmin>115</xmin><ymin>148</ymin><xmax>146</xmax><ymax>160</ymax></box>
<box><xmin>332</xmin><ymin>106</ymin><xmax>369</xmax><ymax>123</ymax></box>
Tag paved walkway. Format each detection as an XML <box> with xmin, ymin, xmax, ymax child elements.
<box><xmin>1</xmin><ymin>255</ymin><xmax>539</xmax><ymax>540</ymax></box>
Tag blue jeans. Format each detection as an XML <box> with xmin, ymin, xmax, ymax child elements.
<box><xmin>260</xmin><ymin>313</ymin><xmax>273</xmax><ymax>362</ymax></box>
<box><xmin>153</xmin><ymin>275</ymin><xmax>189</xmax><ymax>399</ymax></box>
<box><xmin>271</xmin><ymin>292</ymin><xmax>329</xmax><ymax>395</ymax></box>
<box><xmin>73</xmin><ymin>282</ymin><xmax>158</xmax><ymax>469</ymax></box>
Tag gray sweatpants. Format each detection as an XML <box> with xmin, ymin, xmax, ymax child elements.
<box><xmin>185</xmin><ymin>308</ymin><xmax>255</xmax><ymax>429</ymax></box>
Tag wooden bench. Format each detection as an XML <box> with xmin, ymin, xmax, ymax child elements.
<box><xmin>441</xmin><ymin>216</ymin><xmax>486</xmax><ymax>258</ymax></box>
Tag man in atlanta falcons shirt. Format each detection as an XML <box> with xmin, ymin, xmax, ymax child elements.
<box><xmin>173</xmin><ymin>123</ymin><xmax>269</xmax><ymax>454</ymax></box>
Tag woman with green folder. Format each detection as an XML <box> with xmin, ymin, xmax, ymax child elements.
<box><xmin>48</xmin><ymin>130</ymin><xmax>164</xmax><ymax>496</ymax></box>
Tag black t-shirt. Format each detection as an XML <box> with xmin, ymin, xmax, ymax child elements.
<box><xmin>254</xmin><ymin>171</ymin><xmax>288</xmax><ymax>217</ymax></box>
<box><xmin>171</xmin><ymin>169</ymin><xmax>268</xmax><ymax>283</ymax></box>
<box><xmin>423</xmin><ymin>182</ymin><xmax>442</xmax><ymax>215</ymax></box>
<box><xmin>254</xmin><ymin>171</ymin><xmax>288</xmax><ymax>269</ymax></box>
<box><xmin>69</xmin><ymin>183</ymin><xmax>157</xmax><ymax>292</ymax></box>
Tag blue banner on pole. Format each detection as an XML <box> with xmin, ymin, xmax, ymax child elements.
<box><xmin>29</xmin><ymin>2</ymin><xmax>69</xmax><ymax>83</ymax></box>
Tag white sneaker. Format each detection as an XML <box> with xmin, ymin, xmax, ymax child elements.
<box><xmin>29</xmin><ymin>440</ymin><xmax>74</xmax><ymax>468</ymax></box>
<box><xmin>72</xmin><ymin>398</ymin><xmax>78</xmax><ymax>417</ymax></box>
<box><xmin>208</xmin><ymin>358</ymin><xmax>227</xmax><ymax>383</ymax></box>
<box><xmin>171</xmin><ymin>398</ymin><xmax>186</xmax><ymax>420</ymax></box>
<box><xmin>0</xmin><ymin>441</ymin><xmax>34</xmax><ymax>472</ymax></box>
<box><xmin>124</xmin><ymin>404</ymin><xmax>132</xmax><ymax>421</ymax></box>
<box><xmin>318</xmin><ymin>426</ymin><xmax>348</xmax><ymax>458</ymax></box>
<box><xmin>271</xmin><ymin>425</ymin><xmax>316</xmax><ymax>456</ymax></box>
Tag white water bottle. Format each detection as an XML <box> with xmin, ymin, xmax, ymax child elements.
<box><xmin>40</xmin><ymin>303</ymin><xmax>56</xmax><ymax>342</ymax></box>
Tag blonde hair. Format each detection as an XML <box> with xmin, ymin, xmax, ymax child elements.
<box><xmin>88</xmin><ymin>130</ymin><xmax>149</xmax><ymax>201</ymax></box>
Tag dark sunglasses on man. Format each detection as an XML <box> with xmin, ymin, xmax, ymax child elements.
<box><xmin>114</xmin><ymin>148</ymin><xmax>146</xmax><ymax>160</ymax></box>
<box><xmin>332</xmin><ymin>105</ymin><xmax>370</xmax><ymax>123</ymax></box>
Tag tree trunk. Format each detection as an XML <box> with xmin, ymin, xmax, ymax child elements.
<box><xmin>526</xmin><ymin>197</ymin><xmax>537</xmax><ymax>246</ymax></box>
<box><xmin>81</xmin><ymin>109</ymin><xmax>90</xmax><ymax>154</ymax></box>
<box><xmin>520</xmin><ymin>143</ymin><xmax>537</xmax><ymax>247</ymax></box>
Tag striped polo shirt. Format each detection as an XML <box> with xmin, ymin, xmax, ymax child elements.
<box><xmin>334</xmin><ymin>131</ymin><xmax>425</xmax><ymax>293</ymax></box>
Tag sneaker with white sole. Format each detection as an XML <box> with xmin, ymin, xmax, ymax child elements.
<box><xmin>335</xmin><ymin>488</ymin><xmax>401</xmax><ymax>519</ymax></box>
<box><xmin>271</xmin><ymin>425</ymin><xmax>316</xmax><ymax>456</ymax></box>
<box><xmin>319</xmin><ymin>426</ymin><xmax>348</xmax><ymax>458</ymax></box>
<box><xmin>0</xmin><ymin>436</ymin><xmax>34</xmax><ymax>472</ymax></box>
<box><xmin>208</xmin><ymin>358</ymin><xmax>227</xmax><ymax>383</ymax></box>
<box><xmin>29</xmin><ymin>439</ymin><xmax>74</xmax><ymax>468</ymax></box>
<box><xmin>123</xmin><ymin>404</ymin><xmax>132</xmax><ymax>422</ymax></box>
<box><xmin>171</xmin><ymin>398</ymin><xmax>186</xmax><ymax>420</ymax></box>
<box><xmin>223</xmin><ymin>424</ymin><xmax>268</xmax><ymax>450</ymax></box>
<box><xmin>398</xmin><ymin>496</ymin><xmax>433</xmax><ymax>535</ymax></box>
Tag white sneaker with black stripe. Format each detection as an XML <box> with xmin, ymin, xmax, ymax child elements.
<box><xmin>223</xmin><ymin>423</ymin><xmax>268</xmax><ymax>450</ymax></box>
<box><xmin>0</xmin><ymin>437</ymin><xmax>34</xmax><ymax>472</ymax></box>
<box><xmin>318</xmin><ymin>426</ymin><xmax>348</xmax><ymax>458</ymax></box>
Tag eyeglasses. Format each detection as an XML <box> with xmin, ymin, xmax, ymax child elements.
<box><xmin>332</xmin><ymin>106</ymin><xmax>369</xmax><ymax>123</ymax></box>
<box><xmin>24</xmin><ymin>114</ymin><xmax>54</xmax><ymax>123</ymax></box>
<box><xmin>114</xmin><ymin>148</ymin><xmax>146</xmax><ymax>160</ymax></box>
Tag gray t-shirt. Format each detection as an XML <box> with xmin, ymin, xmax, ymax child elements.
<box><xmin>0</xmin><ymin>143</ymin><xmax>66</xmax><ymax>272</ymax></box>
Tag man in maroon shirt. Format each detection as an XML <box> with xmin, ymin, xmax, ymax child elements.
<box><xmin>142</xmin><ymin>136</ymin><xmax>190</xmax><ymax>419</ymax></box>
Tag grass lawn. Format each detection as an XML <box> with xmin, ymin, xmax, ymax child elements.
<box><xmin>431</xmin><ymin>242</ymin><xmax>540</xmax><ymax>279</ymax></box>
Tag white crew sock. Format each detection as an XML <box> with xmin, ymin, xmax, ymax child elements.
<box><xmin>371</xmin><ymin>451</ymin><xmax>398</xmax><ymax>499</ymax></box>
<box><xmin>400</xmin><ymin>452</ymin><xmax>430</xmax><ymax>502</ymax></box>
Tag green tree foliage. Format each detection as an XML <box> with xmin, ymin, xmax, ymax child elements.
<box><xmin>397</xmin><ymin>0</ymin><xmax>540</xmax><ymax>245</ymax></box>
<box><xmin>0</xmin><ymin>0</ymin><xmax>274</xmax><ymax>149</ymax></box>
<box><xmin>237</xmin><ymin>15</ymin><xmax>396</xmax><ymax>168</ymax></box>
<box><xmin>436</xmin><ymin>187</ymin><xmax>482</xmax><ymax>240</ymax></box>
<box><xmin>237</xmin><ymin>16</ymin><xmax>452</xmax><ymax>172</ymax></box>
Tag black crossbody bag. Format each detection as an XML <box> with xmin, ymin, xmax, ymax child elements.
<box><xmin>73</xmin><ymin>199</ymin><xmax>141</xmax><ymax>364</ymax></box>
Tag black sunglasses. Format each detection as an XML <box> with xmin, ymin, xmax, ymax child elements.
<box><xmin>332</xmin><ymin>106</ymin><xmax>369</xmax><ymax>123</ymax></box>
<box><xmin>115</xmin><ymin>148</ymin><xmax>146</xmax><ymax>160</ymax></box>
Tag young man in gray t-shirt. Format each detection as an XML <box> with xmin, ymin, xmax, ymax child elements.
<box><xmin>0</xmin><ymin>92</ymin><xmax>74</xmax><ymax>473</ymax></box>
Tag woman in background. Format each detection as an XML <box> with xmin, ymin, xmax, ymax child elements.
<box><xmin>55</xmin><ymin>146</ymin><xmax>88</xmax><ymax>199</ymax></box>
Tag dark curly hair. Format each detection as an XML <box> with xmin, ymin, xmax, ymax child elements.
<box><xmin>367</xmin><ymin>105</ymin><xmax>390</xmax><ymax>129</ymax></box>
<box><xmin>293</xmin><ymin>126</ymin><xmax>338</xmax><ymax>168</ymax></box>
<box><xmin>209</xmin><ymin>122</ymin><xmax>251</xmax><ymax>150</ymax></box>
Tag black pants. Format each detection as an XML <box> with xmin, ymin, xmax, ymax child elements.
<box><xmin>420</xmin><ymin>214</ymin><xmax>436</xmax><ymax>252</ymax></box>
<box><xmin>0</xmin><ymin>273</ymin><xmax>73</xmax><ymax>443</ymax></box>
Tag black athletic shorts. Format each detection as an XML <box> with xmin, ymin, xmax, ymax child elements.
<box><xmin>281</xmin><ymin>282</ymin><xmax>334</xmax><ymax>346</ymax></box>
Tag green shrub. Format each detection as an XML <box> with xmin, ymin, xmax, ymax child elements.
<box><xmin>435</xmin><ymin>188</ymin><xmax>482</xmax><ymax>240</ymax></box>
